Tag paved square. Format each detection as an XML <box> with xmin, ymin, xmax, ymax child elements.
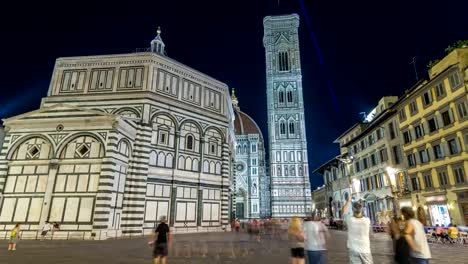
<box><xmin>1</xmin><ymin>230</ymin><xmax>467</xmax><ymax>263</ymax></box>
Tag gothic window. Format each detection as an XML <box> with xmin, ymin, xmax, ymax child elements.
<box><xmin>289</xmin><ymin>122</ymin><xmax>295</xmax><ymax>135</ymax></box>
<box><xmin>278</xmin><ymin>51</ymin><xmax>290</xmax><ymax>71</ymax></box>
<box><xmin>279</xmin><ymin>91</ymin><xmax>285</xmax><ymax>103</ymax></box>
<box><xmin>186</xmin><ymin>135</ymin><xmax>194</xmax><ymax>150</ymax></box>
<box><xmin>299</xmin><ymin>166</ymin><xmax>304</xmax><ymax>176</ymax></box>
<box><xmin>243</xmin><ymin>144</ymin><xmax>248</xmax><ymax>154</ymax></box>
<box><xmin>284</xmin><ymin>166</ymin><xmax>289</xmax><ymax>176</ymax></box>
<box><xmin>277</xmin><ymin>165</ymin><xmax>282</xmax><ymax>176</ymax></box>
<box><xmin>280</xmin><ymin>122</ymin><xmax>286</xmax><ymax>135</ymax></box>
<box><xmin>287</xmin><ymin>90</ymin><xmax>293</xmax><ymax>103</ymax></box>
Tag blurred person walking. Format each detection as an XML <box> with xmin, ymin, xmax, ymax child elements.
<box><xmin>149</xmin><ymin>216</ymin><xmax>171</xmax><ymax>264</ymax></box>
<box><xmin>288</xmin><ymin>216</ymin><xmax>305</xmax><ymax>264</ymax></box>
<box><xmin>401</xmin><ymin>207</ymin><xmax>431</xmax><ymax>264</ymax></box>
<box><xmin>8</xmin><ymin>223</ymin><xmax>21</xmax><ymax>251</ymax></box>
<box><xmin>389</xmin><ymin>216</ymin><xmax>410</xmax><ymax>264</ymax></box>
<box><xmin>342</xmin><ymin>196</ymin><xmax>373</xmax><ymax>264</ymax></box>
<box><xmin>40</xmin><ymin>221</ymin><xmax>52</xmax><ymax>241</ymax></box>
<box><xmin>303</xmin><ymin>214</ymin><xmax>329</xmax><ymax>264</ymax></box>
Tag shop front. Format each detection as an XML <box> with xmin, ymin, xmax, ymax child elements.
<box><xmin>425</xmin><ymin>195</ymin><xmax>450</xmax><ymax>227</ymax></box>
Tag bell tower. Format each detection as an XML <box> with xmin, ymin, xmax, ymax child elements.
<box><xmin>263</xmin><ymin>14</ymin><xmax>312</xmax><ymax>218</ymax></box>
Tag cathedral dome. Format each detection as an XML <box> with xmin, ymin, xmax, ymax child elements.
<box><xmin>231</xmin><ymin>88</ymin><xmax>264</xmax><ymax>142</ymax></box>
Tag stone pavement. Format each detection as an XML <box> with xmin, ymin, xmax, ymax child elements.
<box><xmin>1</xmin><ymin>230</ymin><xmax>467</xmax><ymax>263</ymax></box>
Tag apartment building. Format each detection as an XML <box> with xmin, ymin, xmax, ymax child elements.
<box><xmin>396</xmin><ymin>48</ymin><xmax>468</xmax><ymax>226</ymax></box>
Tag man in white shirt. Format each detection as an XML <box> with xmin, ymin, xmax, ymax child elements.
<box><xmin>40</xmin><ymin>221</ymin><xmax>51</xmax><ymax>241</ymax></box>
<box><xmin>342</xmin><ymin>196</ymin><xmax>373</xmax><ymax>264</ymax></box>
<box><xmin>303</xmin><ymin>215</ymin><xmax>329</xmax><ymax>264</ymax></box>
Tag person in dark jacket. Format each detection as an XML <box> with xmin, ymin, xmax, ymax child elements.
<box><xmin>389</xmin><ymin>216</ymin><xmax>410</xmax><ymax>264</ymax></box>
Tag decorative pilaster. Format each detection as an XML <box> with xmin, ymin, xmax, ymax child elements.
<box><xmin>121</xmin><ymin>123</ymin><xmax>152</xmax><ymax>235</ymax></box>
<box><xmin>221</xmin><ymin>142</ymin><xmax>231</xmax><ymax>228</ymax></box>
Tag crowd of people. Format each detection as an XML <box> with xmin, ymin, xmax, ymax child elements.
<box><xmin>6</xmin><ymin>202</ymin><xmax>466</xmax><ymax>264</ymax></box>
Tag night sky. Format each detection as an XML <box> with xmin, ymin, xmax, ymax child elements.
<box><xmin>1</xmin><ymin>0</ymin><xmax>467</xmax><ymax>189</ymax></box>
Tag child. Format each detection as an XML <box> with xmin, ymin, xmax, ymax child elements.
<box><xmin>8</xmin><ymin>223</ymin><xmax>21</xmax><ymax>251</ymax></box>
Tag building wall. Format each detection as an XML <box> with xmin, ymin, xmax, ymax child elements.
<box><xmin>396</xmin><ymin>49</ymin><xmax>468</xmax><ymax>226</ymax></box>
<box><xmin>263</xmin><ymin>14</ymin><xmax>312</xmax><ymax>218</ymax></box>
<box><xmin>0</xmin><ymin>51</ymin><xmax>235</xmax><ymax>238</ymax></box>
<box><xmin>0</xmin><ymin>127</ymin><xmax>4</xmax><ymax>151</ymax></box>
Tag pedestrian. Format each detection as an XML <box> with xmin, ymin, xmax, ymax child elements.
<box><xmin>389</xmin><ymin>216</ymin><xmax>410</xmax><ymax>264</ymax></box>
<box><xmin>303</xmin><ymin>214</ymin><xmax>329</xmax><ymax>264</ymax></box>
<box><xmin>149</xmin><ymin>216</ymin><xmax>171</xmax><ymax>264</ymax></box>
<box><xmin>288</xmin><ymin>216</ymin><xmax>305</xmax><ymax>264</ymax></box>
<box><xmin>235</xmin><ymin>219</ymin><xmax>241</xmax><ymax>232</ymax></box>
<box><xmin>40</xmin><ymin>221</ymin><xmax>52</xmax><ymax>241</ymax></box>
<box><xmin>447</xmin><ymin>223</ymin><xmax>459</xmax><ymax>243</ymax></box>
<box><xmin>342</xmin><ymin>196</ymin><xmax>373</xmax><ymax>264</ymax></box>
<box><xmin>401</xmin><ymin>207</ymin><xmax>431</xmax><ymax>264</ymax></box>
<box><xmin>8</xmin><ymin>223</ymin><xmax>21</xmax><ymax>251</ymax></box>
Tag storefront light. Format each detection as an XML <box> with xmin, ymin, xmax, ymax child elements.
<box><xmin>423</xmin><ymin>205</ymin><xmax>428</xmax><ymax>210</ymax></box>
<box><xmin>412</xmin><ymin>206</ymin><xmax>417</xmax><ymax>211</ymax></box>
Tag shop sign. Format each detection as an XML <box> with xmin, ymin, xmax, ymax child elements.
<box><xmin>426</xmin><ymin>195</ymin><xmax>446</xmax><ymax>203</ymax></box>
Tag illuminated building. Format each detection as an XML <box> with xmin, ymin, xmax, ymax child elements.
<box><xmin>0</xmin><ymin>28</ymin><xmax>236</xmax><ymax>239</ymax></box>
<box><xmin>315</xmin><ymin>97</ymin><xmax>405</xmax><ymax>224</ymax></box>
<box><xmin>0</xmin><ymin>125</ymin><xmax>4</xmax><ymax>150</ymax></box>
<box><xmin>231</xmin><ymin>90</ymin><xmax>270</xmax><ymax>218</ymax></box>
<box><xmin>395</xmin><ymin>48</ymin><xmax>468</xmax><ymax>226</ymax></box>
<box><xmin>263</xmin><ymin>14</ymin><xmax>312</xmax><ymax>218</ymax></box>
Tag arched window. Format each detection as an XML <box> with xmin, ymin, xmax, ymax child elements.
<box><xmin>287</xmin><ymin>90</ymin><xmax>293</xmax><ymax>103</ymax></box>
<box><xmin>289</xmin><ymin>122</ymin><xmax>295</xmax><ymax>135</ymax></box>
<box><xmin>149</xmin><ymin>151</ymin><xmax>157</xmax><ymax>166</ymax></box>
<box><xmin>166</xmin><ymin>153</ymin><xmax>174</xmax><ymax>168</ymax></box>
<box><xmin>186</xmin><ymin>135</ymin><xmax>194</xmax><ymax>150</ymax></box>
<box><xmin>277</xmin><ymin>165</ymin><xmax>282</xmax><ymax>176</ymax></box>
<box><xmin>299</xmin><ymin>166</ymin><xmax>304</xmax><ymax>176</ymax></box>
<box><xmin>280</xmin><ymin>122</ymin><xmax>286</xmax><ymax>135</ymax></box>
<box><xmin>279</xmin><ymin>91</ymin><xmax>285</xmax><ymax>103</ymax></box>
<box><xmin>284</xmin><ymin>166</ymin><xmax>289</xmax><ymax>176</ymax></box>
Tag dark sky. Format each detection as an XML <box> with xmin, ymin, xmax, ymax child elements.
<box><xmin>1</xmin><ymin>0</ymin><xmax>467</xmax><ymax>189</ymax></box>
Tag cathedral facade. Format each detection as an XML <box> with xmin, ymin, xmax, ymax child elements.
<box><xmin>263</xmin><ymin>14</ymin><xmax>312</xmax><ymax>217</ymax></box>
<box><xmin>0</xmin><ymin>30</ymin><xmax>236</xmax><ymax>239</ymax></box>
<box><xmin>231</xmin><ymin>91</ymin><xmax>270</xmax><ymax>219</ymax></box>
